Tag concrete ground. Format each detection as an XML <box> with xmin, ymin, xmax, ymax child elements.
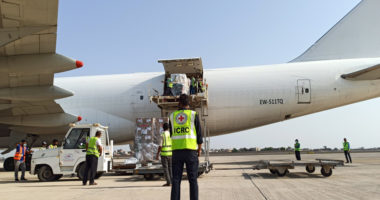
<box><xmin>1</xmin><ymin>152</ymin><xmax>380</xmax><ymax>200</ymax></box>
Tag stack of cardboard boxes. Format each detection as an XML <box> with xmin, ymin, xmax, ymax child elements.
<box><xmin>135</xmin><ymin>117</ymin><xmax>169</xmax><ymax>164</ymax></box>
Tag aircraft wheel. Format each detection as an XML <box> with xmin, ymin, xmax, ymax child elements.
<box><xmin>306</xmin><ymin>165</ymin><xmax>315</xmax><ymax>173</ymax></box>
<box><xmin>38</xmin><ymin>166</ymin><xmax>55</xmax><ymax>182</ymax></box>
<box><xmin>3</xmin><ymin>157</ymin><xmax>14</xmax><ymax>171</ymax></box>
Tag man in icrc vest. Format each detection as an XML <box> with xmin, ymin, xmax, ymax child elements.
<box><xmin>170</xmin><ymin>94</ymin><xmax>203</xmax><ymax>200</ymax></box>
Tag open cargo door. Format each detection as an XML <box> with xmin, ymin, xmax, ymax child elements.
<box><xmin>158</xmin><ymin>57</ymin><xmax>203</xmax><ymax>76</ymax></box>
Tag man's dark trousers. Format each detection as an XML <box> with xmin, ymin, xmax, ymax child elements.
<box><xmin>161</xmin><ymin>155</ymin><xmax>172</xmax><ymax>184</ymax></box>
<box><xmin>344</xmin><ymin>150</ymin><xmax>352</xmax><ymax>163</ymax></box>
<box><xmin>83</xmin><ymin>155</ymin><xmax>98</xmax><ymax>184</ymax></box>
<box><xmin>171</xmin><ymin>150</ymin><xmax>199</xmax><ymax>200</ymax></box>
<box><xmin>295</xmin><ymin>151</ymin><xmax>301</xmax><ymax>160</ymax></box>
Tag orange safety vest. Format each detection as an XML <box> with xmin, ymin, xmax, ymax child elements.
<box><xmin>14</xmin><ymin>144</ymin><xmax>26</xmax><ymax>161</ymax></box>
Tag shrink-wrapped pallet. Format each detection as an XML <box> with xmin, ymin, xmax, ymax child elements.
<box><xmin>134</xmin><ymin>118</ymin><xmax>169</xmax><ymax>164</ymax></box>
<box><xmin>171</xmin><ymin>74</ymin><xmax>190</xmax><ymax>96</ymax></box>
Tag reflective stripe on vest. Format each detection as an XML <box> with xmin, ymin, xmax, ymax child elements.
<box><xmin>161</xmin><ymin>131</ymin><xmax>172</xmax><ymax>156</ymax></box>
<box><xmin>87</xmin><ymin>137</ymin><xmax>100</xmax><ymax>157</ymax></box>
<box><xmin>170</xmin><ymin>110</ymin><xmax>197</xmax><ymax>150</ymax></box>
<box><xmin>343</xmin><ymin>142</ymin><xmax>349</xmax><ymax>151</ymax></box>
<box><xmin>14</xmin><ymin>145</ymin><xmax>26</xmax><ymax>161</ymax></box>
<box><xmin>295</xmin><ymin>143</ymin><xmax>300</xmax><ymax>151</ymax></box>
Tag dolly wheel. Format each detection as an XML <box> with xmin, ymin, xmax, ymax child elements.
<box><xmin>276</xmin><ymin>169</ymin><xmax>289</xmax><ymax>177</ymax></box>
<box><xmin>269</xmin><ymin>169</ymin><xmax>277</xmax><ymax>174</ymax></box>
<box><xmin>321</xmin><ymin>167</ymin><xmax>333</xmax><ymax>177</ymax></box>
<box><xmin>306</xmin><ymin>165</ymin><xmax>315</xmax><ymax>173</ymax></box>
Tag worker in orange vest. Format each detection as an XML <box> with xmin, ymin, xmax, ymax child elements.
<box><xmin>14</xmin><ymin>140</ymin><xmax>28</xmax><ymax>181</ymax></box>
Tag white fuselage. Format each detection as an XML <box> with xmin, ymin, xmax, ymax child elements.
<box><xmin>48</xmin><ymin>58</ymin><xmax>380</xmax><ymax>144</ymax></box>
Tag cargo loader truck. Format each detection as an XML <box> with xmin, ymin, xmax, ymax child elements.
<box><xmin>30</xmin><ymin>123</ymin><xmax>113</xmax><ymax>181</ymax></box>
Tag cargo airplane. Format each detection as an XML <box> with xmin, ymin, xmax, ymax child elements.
<box><xmin>0</xmin><ymin>1</ymin><xmax>379</xmax><ymax>160</ymax></box>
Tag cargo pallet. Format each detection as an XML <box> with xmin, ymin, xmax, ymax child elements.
<box><xmin>252</xmin><ymin>159</ymin><xmax>344</xmax><ymax>177</ymax></box>
<box><xmin>113</xmin><ymin>161</ymin><xmax>213</xmax><ymax>180</ymax></box>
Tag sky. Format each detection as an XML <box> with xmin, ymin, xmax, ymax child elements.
<box><xmin>52</xmin><ymin>0</ymin><xmax>380</xmax><ymax>150</ymax></box>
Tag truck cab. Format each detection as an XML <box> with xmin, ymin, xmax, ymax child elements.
<box><xmin>30</xmin><ymin>123</ymin><xmax>113</xmax><ymax>181</ymax></box>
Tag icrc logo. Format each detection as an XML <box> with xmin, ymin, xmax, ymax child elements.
<box><xmin>175</xmin><ymin>113</ymin><xmax>187</xmax><ymax>125</ymax></box>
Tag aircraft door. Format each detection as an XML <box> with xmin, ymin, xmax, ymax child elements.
<box><xmin>297</xmin><ymin>79</ymin><xmax>311</xmax><ymax>104</ymax></box>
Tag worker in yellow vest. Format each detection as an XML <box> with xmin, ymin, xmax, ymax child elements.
<box><xmin>294</xmin><ymin>139</ymin><xmax>301</xmax><ymax>160</ymax></box>
<box><xmin>169</xmin><ymin>94</ymin><xmax>203</xmax><ymax>200</ymax></box>
<box><xmin>343</xmin><ymin>138</ymin><xmax>352</xmax><ymax>163</ymax></box>
<box><xmin>83</xmin><ymin>131</ymin><xmax>103</xmax><ymax>186</ymax></box>
<box><xmin>14</xmin><ymin>140</ymin><xmax>27</xmax><ymax>181</ymax></box>
<box><xmin>48</xmin><ymin>139</ymin><xmax>59</xmax><ymax>149</ymax></box>
<box><xmin>156</xmin><ymin>123</ymin><xmax>173</xmax><ymax>186</ymax></box>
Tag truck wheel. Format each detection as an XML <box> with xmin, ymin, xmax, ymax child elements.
<box><xmin>77</xmin><ymin>163</ymin><xmax>87</xmax><ymax>180</ymax></box>
<box><xmin>3</xmin><ymin>157</ymin><xmax>14</xmax><ymax>171</ymax></box>
<box><xmin>321</xmin><ymin>168</ymin><xmax>332</xmax><ymax>177</ymax></box>
<box><xmin>38</xmin><ymin>166</ymin><xmax>55</xmax><ymax>182</ymax></box>
<box><xmin>306</xmin><ymin>165</ymin><xmax>315</xmax><ymax>173</ymax></box>
<box><xmin>95</xmin><ymin>172</ymin><xmax>104</xmax><ymax>179</ymax></box>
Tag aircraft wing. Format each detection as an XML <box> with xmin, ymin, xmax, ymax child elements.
<box><xmin>0</xmin><ymin>0</ymin><xmax>82</xmax><ymax>149</ymax></box>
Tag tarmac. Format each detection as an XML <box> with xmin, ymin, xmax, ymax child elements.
<box><xmin>1</xmin><ymin>152</ymin><xmax>380</xmax><ymax>200</ymax></box>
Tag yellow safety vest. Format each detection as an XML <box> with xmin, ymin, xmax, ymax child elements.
<box><xmin>295</xmin><ymin>143</ymin><xmax>300</xmax><ymax>151</ymax></box>
<box><xmin>170</xmin><ymin>110</ymin><xmax>198</xmax><ymax>150</ymax></box>
<box><xmin>87</xmin><ymin>137</ymin><xmax>100</xmax><ymax>157</ymax></box>
<box><xmin>161</xmin><ymin>131</ymin><xmax>172</xmax><ymax>156</ymax></box>
<box><xmin>343</xmin><ymin>142</ymin><xmax>350</xmax><ymax>151</ymax></box>
<box><xmin>49</xmin><ymin>144</ymin><xmax>57</xmax><ymax>149</ymax></box>
<box><xmin>167</xmin><ymin>78</ymin><xmax>173</xmax><ymax>88</ymax></box>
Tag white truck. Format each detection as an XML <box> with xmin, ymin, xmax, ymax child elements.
<box><xmin>30</xmin><ymin>123</ymin><xmax>113</xmax><ymax>181</ymax></box>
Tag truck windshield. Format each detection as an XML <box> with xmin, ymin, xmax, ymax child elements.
<box><xmin>63</xmin><ymin>128</ymin><xmax>90</xmax><ymax>149</ymax></box>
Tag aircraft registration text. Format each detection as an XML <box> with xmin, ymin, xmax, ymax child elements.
<box><xmin>259</xmin><ymin>99</ymin><xmax>284</xmax><ymax>105</ymax></box>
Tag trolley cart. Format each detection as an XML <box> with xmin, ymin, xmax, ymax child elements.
<box><xmin>252</xmin><ymin>158</ymin><xmax>344</xmax><ymax>177</ymax></box>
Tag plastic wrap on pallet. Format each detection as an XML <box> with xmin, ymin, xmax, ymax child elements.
<box><xmin>124</xmin><ymin>157</ymin><xmax>138</xmax><ymax>164</ymax></box>
<box><xmin>171</xmin><ymin>74</ymin><xmax>190</xmax><ymax>96</ymax></box>
<box><xmin>134</xmin><ymin>118</ymin><xmax>168</xmax><ymax>164</ymax></box>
